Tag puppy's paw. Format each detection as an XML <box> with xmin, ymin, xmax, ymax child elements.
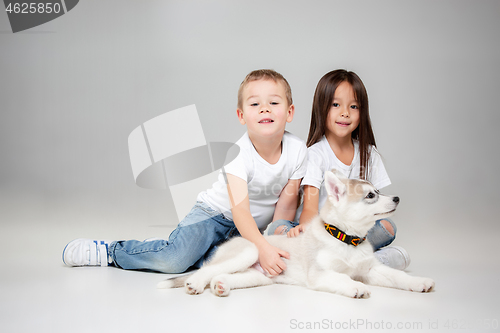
<box><xmin>408</xmin><ymin>277</ymin><xmax>435</xmax><ymax>293</ymax></box>
<box><xmin>184</xmin><ymin>277</ymin><xmax>206</xmax><ymax>295</ymax></box>
<box><xmin>210</xmin><ymin>276</ymin><xmax>230</xmax><ymax>297</ymax></box>
<box><xmin>343</xmin><ymin>282</ymin><xmax>371</xmax><ymax>299</ymax></box>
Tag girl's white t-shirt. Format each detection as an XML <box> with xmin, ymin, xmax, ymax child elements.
<box><xmin>197</xmin><ymin>131</ymin><xmax>307</xmax><ymax>231</ymax></box>
<box><xmin>295</xmin><ymin>135</ymin><xmax>391</xmax><ymax>222</ymax></box>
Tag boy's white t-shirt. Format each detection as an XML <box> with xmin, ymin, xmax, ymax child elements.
<box><xmin>295</xmin><ymin>135</ymin><xmax>391</xmax><ymax>222</ymax></box>
<box><xmin>197</xmin><ymin>131</ymin><xmax>307</xmax><ymax>231</ymax></box>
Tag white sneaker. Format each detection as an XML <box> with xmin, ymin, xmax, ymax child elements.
<box><xmin>374</xmin><ymin>246</ymin><xmax>411</xmax><ymax>270</ymax></box>
<box><xmin>63</xmin><ymin>239</ymin><xmax>113</xmax><ymax>267</ymax></box>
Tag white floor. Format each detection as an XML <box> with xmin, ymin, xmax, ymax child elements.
<box><xmin>1</xmin><ymin>190</ymin><xmax>499</xmax><ymax>333</ymax></box>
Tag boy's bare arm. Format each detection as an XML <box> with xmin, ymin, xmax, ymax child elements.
<box><xmin>226</xmin><ymin>174</ymin><xmax>289</xmax><ymax>276</ymax></box>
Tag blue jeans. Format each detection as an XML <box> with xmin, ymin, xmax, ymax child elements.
<box><xmin>266</xmin><ymin>219</ymin><xmax>397</xmax><ymax>251</ymax></box>
<box><xmin>108</xmin><ymin>202</ymin><xmax>239</xmax><ymax>273</ymax></box>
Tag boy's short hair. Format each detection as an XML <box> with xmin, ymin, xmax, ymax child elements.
<box><xmin>237</xmin><ymin>69</ymin><xmax>293</xmax><ymax>110</ymax></box>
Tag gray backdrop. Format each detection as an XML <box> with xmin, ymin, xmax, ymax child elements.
<box><xmin>1</xmin><ymin>1</ymin><xmax>500</xmax><ymax>331</ymax></box>
<box><xmin>1</xmin><ymin>0</ymin><xmax>499</xmax><ymax>235</ymax></box>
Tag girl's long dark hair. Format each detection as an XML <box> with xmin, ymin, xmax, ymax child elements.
<box><xmin>307</xmin><ymin>69</ymin><xmax>376</xmax><ymax>180</ymax></box>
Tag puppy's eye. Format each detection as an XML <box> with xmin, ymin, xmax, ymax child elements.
<box><xmin>366</xmin><ymin>192</ymin><xmax>376</xmax><ymax>199</ymax></box>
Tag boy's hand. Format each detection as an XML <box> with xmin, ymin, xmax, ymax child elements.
<box><xmin>257</xmin><ymin>242</ymin><xmax>290</xmax><ymax>276</ymax></box>
<box><xmin>287</xmin><ymin>224</ymin><xmax>305</xmax><ymax>238</ymax></box>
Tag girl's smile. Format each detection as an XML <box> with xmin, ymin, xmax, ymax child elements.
<box><xmin>336</xmin><ymin>121</ymin><xmax>351</xmax><ymax>127</ymax></box>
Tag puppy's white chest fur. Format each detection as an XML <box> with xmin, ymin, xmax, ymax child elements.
<box><xmin>315</xmin><ymin>242</ymin><xmax>374</xmax><ymax>278</ymax></box>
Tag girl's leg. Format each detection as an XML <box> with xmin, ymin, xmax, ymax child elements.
<box><xmin>109</xmin><ymin>202</ymin><xmax>235</xmax><ymax>274</ymax></box>
<box><xmin>367</xmin><ymin>218</ymin><xmax>411</xmax><ymax>270</ymax></box>
<box><xmin>366</xmin><ymin>218</ymin><xmax>397</xmax><ymax>251</ymax></box>
<box><xmin>265</xmin><ymin>219</ymin><xmax>298</xmax><ymax>236</ymax></box>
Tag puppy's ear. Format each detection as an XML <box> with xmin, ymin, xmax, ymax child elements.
<box><xmin>324</xmin><ymin>170</ymin><xmax>346</xmax><ymax>203</ymax></box>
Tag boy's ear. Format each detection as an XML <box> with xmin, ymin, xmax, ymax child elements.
<box><xmin>286</xmin><ymin>104</ymin><xmax>295</xmax><ymax>123</ymax></box>
<box><xmin>236</xmin><ymin>109</ymin><xmax>246</xmax><ymax>125</ymax></box>
<box><xmin>324</xmin><ymin>170</ymin><xmax>346</xmax><ymax>204</ymax></box>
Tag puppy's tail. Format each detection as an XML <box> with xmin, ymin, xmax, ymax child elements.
<box><xmin>157</xmin><ymin>274</ymin><xmax>191</xmax><ymax>289</ymax></box>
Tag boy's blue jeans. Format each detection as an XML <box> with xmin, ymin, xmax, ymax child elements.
<box><xmin>109</xmin><ymin>201</ymin><xmax>240</xmax><ymax>273</ymax></box>
<box><xmin>265</xmin><ymin>218</ymin><xmax>397</xmax><ymax>251</ymax></box>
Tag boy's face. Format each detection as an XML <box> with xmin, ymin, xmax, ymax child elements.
<box><xmin>237</xmin><ymin>79</ymin><xmax>294</xmax><ymax>140</ymax></box>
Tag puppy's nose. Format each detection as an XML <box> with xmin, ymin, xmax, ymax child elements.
<box><xmin>393</xmin><ymin>196</ymin><xmax>400</xmax><ymax>204</ymax></box>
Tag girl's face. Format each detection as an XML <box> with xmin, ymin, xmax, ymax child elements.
<box><xmin>325</xmin><ymin>81</ymin><xmax>360</xmax><ymax>141</ymax></box>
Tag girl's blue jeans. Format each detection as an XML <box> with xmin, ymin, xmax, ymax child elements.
<box><xmin>109</xmin><ymin>201</ymin><xmax>240</xmax><ymax>273</ymax></box>
<box><xmin>265</xmin><ymin>218</ymin><xmax>397</xmax><ymax>251</ymax></box>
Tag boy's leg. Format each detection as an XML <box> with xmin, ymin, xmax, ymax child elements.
<box><xmin>109</xmin><ymin>202</ymin><xmax>234</xmax><ymax>274</ymax></box>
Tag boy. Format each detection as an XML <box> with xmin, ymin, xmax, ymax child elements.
<box><xmin>63</xmin><ymin>69</ymin><xmax>307</xmax><ymax>276</ymax></box>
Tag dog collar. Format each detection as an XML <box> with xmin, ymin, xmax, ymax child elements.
<box><xmin>324</xmin><ymin>223</ymin><xmax>366</xmax><ymax>247</ymax></box>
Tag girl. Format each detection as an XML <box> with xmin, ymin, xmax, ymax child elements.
<box><xmin>267</xmin><ymin>69</ymin><xmax>410</xmax><ymax>270</ymax></box>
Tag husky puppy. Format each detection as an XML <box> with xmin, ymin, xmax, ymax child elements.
<box><xmin>158</xmin><ymin>170</ymin><xmax>435</xmax><ymax>298</ymax></box>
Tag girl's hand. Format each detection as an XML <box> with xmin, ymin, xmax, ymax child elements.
<box><xmin>287</xmin><ymin>224</ymin><xmax>305</xmax><ymax>238</ymax></box>
<box><xmin>257</xmin><ymin>243</ymin><xmax>290</xmax><ymax>276</ymax></box>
